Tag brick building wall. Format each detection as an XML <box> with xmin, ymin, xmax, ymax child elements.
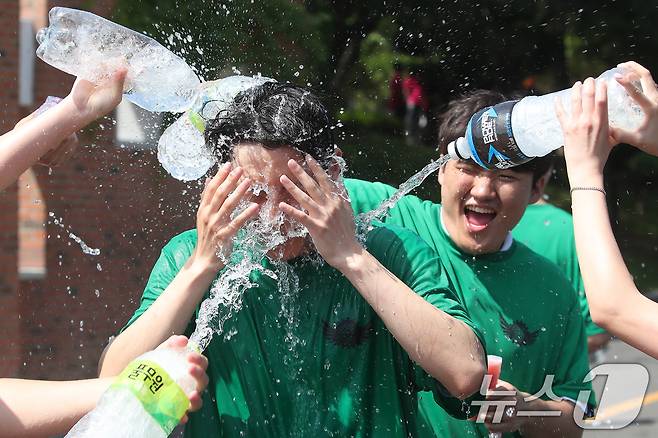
<box><xmin>1</xmin><ymin>0</ymin><xmax>200</xmax><ymax>380</ymax></box>
<box><xmin>0</xmin><ymin>0</ymin><xmax>21</xmax><ymax>377</ymax></box>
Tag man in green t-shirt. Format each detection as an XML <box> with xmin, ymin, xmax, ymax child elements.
<box><xmin>346</xmin><ymin>90</ymin><xmax>593</xmax><ymax>437</ymax></box>
<box><xmin>99</xmin><ymin>82</ymin><xmax>487</xmax><ymax>437</ymax></box>
<box><xmin>513</xmin><ymin>173</ymin><xmax>611</xmax><ymax>354</ymax></box>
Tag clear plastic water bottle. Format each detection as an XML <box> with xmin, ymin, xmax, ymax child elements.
<box><xmin>157</xmin><ymin>75</ymin><xmax>275</xmax><ymax>181</ymax></box>
<box><xmin>448</xmin><ymin>67</ymin><xmax>645</xmax><ymax>169</ymax></box>
<box><xmin>65</xmin><ymin>347</ymin><xmax>196</xmax><ymax>438</ymax></box>
<box><xmin>36</xmin><ymin>7</ymin><xmax>201</xmax><ymax>113</ymax></box>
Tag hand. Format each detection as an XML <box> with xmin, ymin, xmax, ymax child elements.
<box><xmin>190</xmin><ymin>163</ymin><xmax>260</xmax><ymax>273</ymax></box>
<box><xmin>479</xmin><ymin>379</ymin><xmax>529</xmax><ymax>434</ymax></box>
<box><xmin>63</xmin><ymin>68</ymin><xmax>127</xmax><ymax>125</ymax></box>
<box><xmin>610</xmin><ymin>61</ymin><xmax>658</xmax><ymax>156</ymax></box>
<box><xmin>556</xmin><ymin>77</ymin><xmax>613</xmax><ymax>186</ymax></box>
<box><xmin>156</xmin><ymin>335</ymin><xmax>209</xmax><ymax>424</ymax></box>
<box><xmin>279</xmin><ymin>155</ymin><xmax>362</xmax><ymax>270</ymax></box>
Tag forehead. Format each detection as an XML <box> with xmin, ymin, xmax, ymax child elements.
<box><xmin>233</xmin><ymin>142</ymin><xmax>304</xmax><ymax>184</ymax></box>
<box><xmin>448</xmin><ymin>159</ymin><xmax>531</xmax><ymax>179</ymax></box>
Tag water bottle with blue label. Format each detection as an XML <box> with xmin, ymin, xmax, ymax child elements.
<box><xmin>448</xmin><ymin>67</ymin><xmax>645</xmax><ymax>169</ymax></box>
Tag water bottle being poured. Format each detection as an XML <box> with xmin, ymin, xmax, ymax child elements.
<box><xmin>36</xmin><ymin>7</ymin><xmax>201</xmax><ymax>113</ymax></box>
<box><xmin>447</xmin><ymin>66</ymin><xmax>645</xmax><ymax>169</ymax></box>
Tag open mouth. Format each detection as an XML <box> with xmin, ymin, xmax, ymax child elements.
<box><xmin>463</xmin><ymin>205</ymin><xmax>497</xmax><ymax>232</ymax></box>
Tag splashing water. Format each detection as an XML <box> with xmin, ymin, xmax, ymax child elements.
<box><xmin>48</xmin><ymin>212</ymin><xmax>101</xmax><ymax>256</ymax></box>
<box><xmin>355</xmin><ymin>155</ymin><xmax>451</xmax><ymax>236</ymax></box>
<box><xmin>189</xmin><ymin>188</ymin><xmax>308</xmax><ymax>352</ymax></box>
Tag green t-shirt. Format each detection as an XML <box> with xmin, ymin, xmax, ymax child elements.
<box><xmin>124</xmin><ymin>222</ymin><xmax>483</xmax><ymax>437</ymax></box>
<box><xmin>513</xmin><ymin>203</ymin><xmax>606</xmax><ymax>337</ymax></box>
<box><xmin>346</xmin><ymin>178</ymin><xmax>595</xmax><ymax>438</ymax></box>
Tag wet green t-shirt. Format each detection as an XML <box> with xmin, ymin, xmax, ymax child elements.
<box><xmin>124</xmin><ymin>223</ymin><xmax>483</xmax><ymax>437</ymax></box>
<box><xmin>346</xmin><ymin>178</ymin><xmax>594</xmax><ymax>438</ymax></box>
<box><xmin>513</xmin><ymin>203</ymin><xmax>606</xmax><ymax>337</ymax></box>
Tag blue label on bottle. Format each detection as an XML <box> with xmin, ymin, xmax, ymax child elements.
<box><xmin>466</xmin><ymin>100</ymin><xmax>531</xmax><ymax>170</ymax></box>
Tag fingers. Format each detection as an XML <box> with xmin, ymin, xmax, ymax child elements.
<box><xmin>286</xmin><ymin>159</ymin><xmax>324</xmax><ymax>201</ymax></box>
<box><xmin>304</xmin><ymin>155</ymin><xmax>336</xmax><ymax>194</ymax></box>
<box><xmin>571</xmin><ymin>81</ymin><xmax>583</xmax><ymax>119</ymax></box>
<box><xmin>208</xmin><ymin>167</ymin><xmax>244</xmax><ymax>214</ymax></box>
<box><xmin>200</xmin><ymin>163</ymin><xmax>232</xmax><ymax>209</ymax></box>
<box><xmin>227</xmin><ymin>202</ymin><xmax>260</xmax><ymax>231</ymax></box>
<box><xmin>581</xmin><ymin>77</ymin><xmax>596</xmax><ymax>117</ymax></box>
<box><xmin>279</xmin><ymin>201</ymin><xmax>313</xmax><ymax>229</ymax></box>
<box><xmin>615</xmin><ymin>70</ymin><xmax>654</xmax><ymax>112</ymax></box>
<box><xmin>280</xmin><ymin>174</ymin><xmax>322</xmax><ymax>216</ymax></box>
<box><xmin>619</xmin><ymin>61</ymin><xmax>658</xmax><ymax>102</ymax></box>
<box><xmin>595</xmin><ymin>80</ymin><xmax>609</xmax><ymax>127</ymax></box>
<box><xmin>187</xmin><ymin>390</ymin><xmax>203</xmax><ymax>413</ymax></box>
<box><xmin>214</xmin><ymin>177</ymin><xmax>251</xmax><ymax>218</ymax></box>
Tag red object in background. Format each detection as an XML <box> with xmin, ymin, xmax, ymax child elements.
<box><xmin>402</xmin><ymin>75</ymin><xmax>429</xmax><ymax>111</ymax></box>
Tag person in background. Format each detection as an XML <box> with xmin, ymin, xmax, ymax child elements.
<box><xmin>512</xmin><ymin>166</ymin><xmax>611</xmax><ymax>356</ymax></box>
<box><xmin>402</xmin><ymin>68</ymin><xmax>429</xmax><ymax>146</ymax></box>
<box><xmin>557</xmin><ymin>60</ymin><xmax>658</xmax><ymax>359</ymax></box>
<box><xmin>388</xmin><ymin>62</ymin><xmax>405</xmax><ymax>121</ymax></box>
<box><xmin>346</xmin><ymin>89</ymin><xmax>593</xmax><ymax>437</ymax></box>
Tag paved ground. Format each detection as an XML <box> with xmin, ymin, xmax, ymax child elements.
<box><xmin>584</xmin><ymin>339</ymin><xmax>658</xmax><ymax>437</ymax></box>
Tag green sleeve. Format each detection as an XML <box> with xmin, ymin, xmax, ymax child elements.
<box><xmin>365</xmin><ymin>224</ymin><xmax>486</xmax><ymax>418</ymax></box>
<box><xmin>122</xmin><ymin>230</ymin><xmax>198</xmax><ymax>331</ymax></box>
<box><xmin>549</xmin><ymin>293</ymin><xmax>597</xmax><ymax>415</ymax></box>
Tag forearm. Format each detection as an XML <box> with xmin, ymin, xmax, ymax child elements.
<box><xmin>0</xmin><ymin>98</ymin><xmax>87</xmax><ymax>190</ymax></box>
<box><xmin>570</xmin><ymin>173</ymin><xmax>658</xmax><ymax>356</ymax></box>
<box><xmin>339</xmin><ymin>247</ymin><xmax>486</xmax><ymax>398</ymax></box>
<box><xmin>100</xmin><ymin>260</ymin><xmax>215</xmax><ymax>376</ymax></box>
<box><xmin>0</xmin><ymin>377</ymin><xmax>112</xmax><ymax>437</ymax></box>
<box><xmin>518</xmin><ymin>399</ymin><xmax>582</xmax><ymax>438</ymax></box>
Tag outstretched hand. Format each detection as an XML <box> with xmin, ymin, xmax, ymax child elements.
<box><xmin>279</xmin><ymin>155</ymin><xmax>362</xmax><ymax>271</ymax></box>
<box><xmin>610</xmin><ymin>61</ymin><xmax>658</xmax><ymax>156</ymax></box>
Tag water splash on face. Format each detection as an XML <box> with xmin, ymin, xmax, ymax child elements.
<box><xmin>189</xmin><ymin>181</ymin><xmax>309</xmax><ymax>352</ymax></box>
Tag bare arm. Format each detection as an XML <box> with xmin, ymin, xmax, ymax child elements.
<box><xmin>0</xmin><ymin>69</ymin><xmax>126</xmax><ymax>191</ymax></box>
<box><xmin>100</xmin><ymin>165</ymin><xmax>259</xmax><ymax>376</ymax></box>
<box><xmin>339</xmin><ymin>246</ymin><xmax>486</xmax><ymax>398</ymax></box>
<box><xmin>0</xmin><ymin>377</ymin><xmax>112</xmax><ymax>438</ymax></box>
<box><xmin>2</xmin><ymin>335</ymin><xmax>208</xmax><ymax>437</ymax></box>
<box><xmin>279</xmin><ymin>156</ymin><xmax>486</xmax><ymax>398</ymax></box>
<box><xmin>557</xmin><ymin>65</ymin><xmax>658</xmax><ymax>359</ymax></box>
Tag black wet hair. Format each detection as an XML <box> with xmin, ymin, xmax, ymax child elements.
<box><xmin>437</xmin><ymin>89</ymin><xmax>554</xmax><ymax>184</ymax></box>
<box><xmin>204</xmin><ymin>82</ymin><xmax>335</xmax><ymax>167</ymax></box>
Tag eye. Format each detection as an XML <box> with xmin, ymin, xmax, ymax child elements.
<box><xmin>498</xmin><ymin>173</ymin><xmax>518</xmax><ymax>182</ymax></box>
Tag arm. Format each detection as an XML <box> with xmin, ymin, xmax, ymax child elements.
<box><xmin>100</xmin><ymin>165</ymin><xmax>259</xmax><ymax>376</ymax></box>
<box><xmin>0</xmin><ymin>377</ymin><xmax>112</xmax><ymax>438</ymax></box>
<box><xmin>279</xmin><ymin>156</ymin><xmax>486</xmax><ymax>398</ymax></box>
<box><xmin>0</xmin><ymin>69</ymin><xmax>126</xmax><ymax>190</ymax></box>
<box><xmin>556</xmin><ymin>65</ymin><xmax>658</xmax><ymax>359</ymax></box>
<box><xmin>1</xmin><ymin>335</ymin><xmax>208</xmax><ymax>438</ymax></box>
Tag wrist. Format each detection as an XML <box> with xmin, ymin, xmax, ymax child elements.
<box><xmin>332</xmin><ymin>243</ymin><xmax>368</xmax><ymax>274</ymax></box>
<box><xmin>183</xmin><ymin>257</ymin><xmax>221</xmax><ymax>284</ymax></box>
<box><xmin>567</xmin><ymin>168</ymin><xmax>604</xmax><ymax>190</ymax></box>
<box><xmin>59</xmin><ymin>95</ymin><xmax>93</xmax><ymax>129</ymax></box>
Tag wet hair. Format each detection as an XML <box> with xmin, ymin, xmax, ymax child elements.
<box><xmin>437</xmin><ymin>89</ymin><xmax>554</xmax><ymax>184</ymax></box>
<box><xmin>204</xmin><ymin>82</ymin><xmax>335</xmax><ymax>167</ymax></box>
